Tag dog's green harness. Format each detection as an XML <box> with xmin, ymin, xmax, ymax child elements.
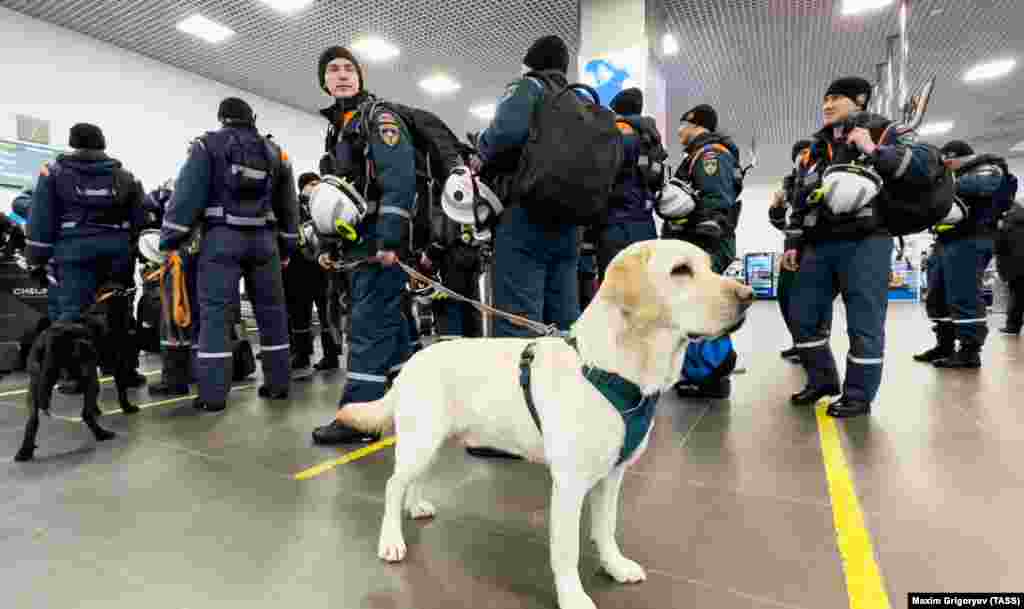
<box><xmin>518</xmin><ymin>336</ymin><xmax>660</xmax><ymax>465</ymax></box>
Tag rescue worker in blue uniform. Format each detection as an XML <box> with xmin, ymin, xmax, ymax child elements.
<box><xmin>25</xmin><ymin>123</ymin><xmax>144</xmax><ymax>323</ymax></box>
<box><xmin>285</xmin><ymin>171</ymin><xmax>341</xmax><ymax>371</ymax></box>
<box><xmin>310</xmin><ymin>47</ymin><xmax>417</xmax><ymax>445</ymax></box>
<box><xmin>160</xmin><ymin>98</ymin><xmax>299</xmax><ymax>412</ymax></box>
<box><xmin>478</xmin><ymin>35</ymin><xmax>580</xmax><ymax>339</ymax></box>
<box><xmin>663</xmin><ymin>105</ymin><xmax>742</xmax><ymax>399</ymax></box>
<box><xmin>771</xmin><ymin>140</ymin><xmax>814</xmax><ymax>360</ymax></box>
<box><xmin>914</xmin><ymin>140</ymin><xmax>1005</xmax><ymax>368</ymax></box>
<box><xmin>596</xmin><ymin>87</ymin><xmax>658</xmax><ymax>281</ymax></box>
<box><xmin>785</xmin><ymin>77</ymin><xmax>940</xmax><ymax>418</ymax></box>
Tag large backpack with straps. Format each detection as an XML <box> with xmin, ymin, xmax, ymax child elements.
<box><xmin>510</xmin><ymin>71</ymin><xmax>624</xmax><ymax>227</ymax></box>
<box><xmin>51</xmin><ymin>157</ymin><xmax>136</xmax><ymax>229</ymax></box>
<box><xmin>615</xmin><ymin>115</ymin><xmax>668</xmax><ymax>197</ymax></box>
<box><xmin>957</xmin><ymin>154</ymin><xmax>1017</xmax><ymax>227</ymax></box>
<box><xmin>204</xmin><ymin>129</ymin><xmax>281</xmax><ymax>226</ymax></box>
<box><xmin>358</xmin><ymin>99</ymin><xmax>465</xmax><ymax>252</ymax></box>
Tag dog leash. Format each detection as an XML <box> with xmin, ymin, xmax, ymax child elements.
<box><xmin>325</xmin><ymin>256</ymin><xmax>561</xmax><ymax>337</ymax></box>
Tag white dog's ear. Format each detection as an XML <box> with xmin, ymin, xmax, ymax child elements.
<box><xmin>601</xmin><ymin>246</ymin><xmax>660</xmax><ymax>324</ymax></box>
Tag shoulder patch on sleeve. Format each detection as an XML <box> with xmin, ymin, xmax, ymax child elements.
<box><xmin>616</xmin><ymin>121</ymin><xmax>635</xmax><ymax>135</ymax></box>
<box><xmin>39</xmin><ymin>162</ymin><xmax>49</xmax><ymax>177</ymax></box>
<box><xmin>378</xmin><ymin>122</ymin><xmax>401</xmax><ymax>147</ymax></box>
<box><xmin>703</xmin><ymin>157</ymin><xmax>719</xmax><ymax>176</ymax></box>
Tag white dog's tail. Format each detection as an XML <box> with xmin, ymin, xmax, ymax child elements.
<box><xmin>342</xmin><ymin>392</ymin><xmax>397</xmax><ymax>435</ymax></box>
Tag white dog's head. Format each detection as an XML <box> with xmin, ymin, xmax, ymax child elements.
<box><xmin>597</xmin><ymin>239</ymin><xmax>754</xmax><ymax>341</ymax></box>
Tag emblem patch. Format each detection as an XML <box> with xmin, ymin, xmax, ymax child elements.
<box><xmin>703</xmin><ymin>157</ymin><xmax>719</xmax><ymax>176</ymax></box>
<box><xmin>379</xmin><ymin>124</ymin><xmax>401</xmax><ymax>147</ymax></box>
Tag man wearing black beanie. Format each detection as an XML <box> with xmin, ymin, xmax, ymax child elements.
<box><xmin>311</xmin><ymin>45</ymin><xmax>419</xmax><ymax>445</ymax></box>
<box><xmin>24</xmin><ymin>122</ymin><xmax>146</xmax><ymax>398</ymax></box>
<box><xmin>783</xmin><ymin>75</ymin><xmax>942</xmax><ymax>418</ymax></box>
<box><xmin>159</xmin><ymin>98</ymin><xmax>300</xmax><ymax>412</ymax></box>
<box><xmin>665</xmin><ymin>103</ymin><xmax>744</xmax><ymax>400</ymax></box>
<box><xmin>912</xmin><ymin>138</ymin><xmax>1008</xmax><ymax>369</ymax></box>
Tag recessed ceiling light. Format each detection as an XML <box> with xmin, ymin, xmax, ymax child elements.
<box><xmin>662</xmin><ymin>33</ymin><xmax>679</xmax><ymax>56</ymax></box>
<box><xmin>419</xmin><ymin>74</ymin><xmax>461</xmax><ymax>95</ymax></box>
<box><xmin>176</xmin><ymin>14</ymin><xmax>235</xmax><ymax>44</ymax></box>
<box><xmin>350</xmin><ymin>37</ymin><xmax>400</xmax><ymax>62</ymax></box>
<box><xmin>470</xmin><ymin>103</ymin><xmax>496</xmax><ymax>120</ymax></box>
<box><xmin>841</xmin><ymin>0</ymin><xmax>893</xmax><ymax>16</ymax></box>
<box><xmin>963</xmin><ymin>58</ymin><xmax>1017</xmax><ymax>83</ymax></box>
<box><xmin>256</xmin><ymin>0</ymin><xmax>314</xmax><ymax>13</ymax></box>
<box><xmin>917</xmin><ymin>121</ymin><xmax>954</xmax><ymax>136</ymax></box>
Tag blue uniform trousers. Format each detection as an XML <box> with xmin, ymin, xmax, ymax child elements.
<box><xmin>925</xmin><ymin>237</ymin><xmax>994</xmax><ymax>348</ymax></box>
<box><xmin>492</xmin><ymin>206</ymin><xmax>579</xmax><ymax>338</ymax></box>
<box><xmin>339</xmin><ymin>262</ymin><xmax>411</xmax><ymax>406</ymax></box>
<box><xmin>196</xmin><ymin>226</ymin><xmax>289</xmax><ymax>405</ymax></box>
<box><xmin>53</xmin><ymin>232</ymin><xmax>134</xmax><ymax>321</ymax></box>
<box><xmin>790</xmin><ymin>236</ymin><xmax>893</xmax><ymax>404</ymax></box>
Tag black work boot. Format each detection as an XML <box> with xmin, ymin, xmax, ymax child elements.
<box><xmin>913</xmin><ymin>323</ymin><xmax>955</xmax><ymax>362</ymax></box>
<box><xmin>312</xmin><ymin>418</ymin><xmax>379</xmax><ymax>445</ymax></box>
<box><xmin>826</xmin><ymin>397</ymin><xmax>871</xmax><ymax>418</ymax></box>
<box><xmin>933</xmin><ymin>346</ymin><xmax>982</xmax><ymax>369</ymax></box>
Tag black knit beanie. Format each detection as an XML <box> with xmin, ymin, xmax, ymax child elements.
<box><xmin>611</xmin><ymin>88</ymin><xmax>643</xmax><ymax>115</ymax></box>
<box><xmin>523</xmin><ymin>35</ymin><xmax>569</xmax><ymax>73</ymax></box>
<box><xmin>680</xmin><ymin>104</ymin><xmax>717</xmax><ymax>132</ymax></box>
<box><xmin>825</xmin><ymin>77</ymin><xmax>872</xmax><ymax>109</ymax></box>
<box><xmin>940</xmin><ymin>140</ymin><xmax>974</xmax><ymax>159</ymax></box>
<box><xmin>69</xmin><ymin>123</ymin><xmax>106</xmax><ymax>150</ymax></box>
<box><xmin>318</xmin><ymin>46</ymin><xmax>364</xmax><ymax>94</ymax></box>
<box><xmin>217</xmin><ymin>97</ymin><xmax>255</xmax><ymax>126</ymax></box>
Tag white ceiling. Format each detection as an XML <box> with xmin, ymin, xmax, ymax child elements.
<box><xmin>3</xmin><ymin>0</ymin><xmax>1022</xmax><ymax>187</ymax></box>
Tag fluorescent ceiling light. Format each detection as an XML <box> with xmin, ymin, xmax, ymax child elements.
<box><xmin>176</xmin><ymin>14</ymin><xmax>235</xmax><ymax>44</ymax></box>
<box><xmin>1011</xmin><ymin>140</ymin><xmax>1024</xmax><ymax>153</ymax></box>
<box><xmin>256</xmin><ymin>0</ymin><xmax>314</xmax><ymax>13</ymax></box>
<box><xmin>841</xmin><ymin>0</ymin><xmax>893</xmax><ymax>16</ymax></box>
<box><xmin>470</xmin><ymin>103</ymin><xmax>496</xmax><ymax>120</ymax></box>
<box><xmin>917</xmin><ymin>121</ymin><xmax>954</xmax><ymax>136</ymax></box>
<box><xmin>350</xmin><ymin>37</ymin><xmax>400</xmax><ymax>62</ymax></box>
<box><xmin>963</xmin><ymin>58</ymin><xmax>1017</xmax><ymax>83</ymax></box>
<box><xmin>662</xmin><ymin>33</ymin><xmax>679</xmax><ymax>56</ymax></box>
<box><xmin>419</xmin><ymin>74</ymin><xmax>461</xmax><ymax>95</ymax></box>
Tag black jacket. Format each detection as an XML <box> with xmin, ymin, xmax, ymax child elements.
<box><xmin>996</xmin><ymin>205</ymin><xmax>1024</xmax><ymax>282</ymax></box>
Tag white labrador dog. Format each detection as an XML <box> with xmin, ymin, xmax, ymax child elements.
<box><xmin>335</xmin><ymin>239</ymin><xmax>753</xmax><ymax>609</ymax></box>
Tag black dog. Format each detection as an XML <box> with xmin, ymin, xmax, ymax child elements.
<box><xmin>15</xmin><ymin>285</ymin><xmax>141</xmax><ymax>462</ymax></box>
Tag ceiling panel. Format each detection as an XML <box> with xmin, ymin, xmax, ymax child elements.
<box><xmin>659</xmin><ymin>0</ymin><xmax>1024</xmax><ymax>183</ymax></box>
<box><xmin>0</xmin><ymin>0</ymin><xmax>579</xmax><ymax>143</ymax></box>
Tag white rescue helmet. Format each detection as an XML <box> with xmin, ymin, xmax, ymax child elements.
<box><xmin>938</xmin><ymin>196</ymin><xmax>968</xmax><ymax>227</ymax></box>
<box><xmin>308</xmin><ymin>175</ymin><xmax>369</xmax><ymax>241</ymax></box>
<box><xmin>656</xmin><ymin>178</ymin><xmax>697</xmax><ymax>220</ymax></box>
<box><xmin>137</xmin><ymin>229</ymin><xmax>165</xmax><ymax>265</ymax></box>
<box><xmin>819</xmin><ymin>164</ymin><xmax>882</xmax><ymax>215</ymax></box>
<box><xmin>441</xmin><ymin>166</ymin><xmax>503</xmax><ymax>226</ymax></box>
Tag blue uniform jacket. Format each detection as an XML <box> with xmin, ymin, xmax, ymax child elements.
<box><xmin>319</xmin><ymin>96</ymin><xmax>416</xmax><ymax>253</ymax></box>
<box><xmin>606</xmin><ymin>114</ymin><xmax>653</xmax><ymax>225</ymax></box>
<box><xmin>160</xmin><ymin>128</ymin><xmax>300</xmax><ymax>256</ymax></box>
<box><xmin>786</xmin><ymin>116</ymin><xmax>936</xmax><ymax>249</ymax></box>
<box><xmin>26</xmin><ymin>151</ymin><xmax>144</xmax><ymax>266</ymax></box>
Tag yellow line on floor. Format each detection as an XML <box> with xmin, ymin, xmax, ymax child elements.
<box><xmin>815</xmin><ymin>401</ymin><xmax>891</xmax><ymax>609</ymax></box>
<box><xmin>293</xmin><ymin>436</ymin><xmax>397</xmax><ymax>481</ymax></box>
<box><xmin>51</xmin><ymin>382</ymin><xmax>258</xmax><ymax>421</ymax></box>
<box><xmin>0</xmin><ymin>369</ymin><xmax>162</xmax><ymax>399</ymax></box>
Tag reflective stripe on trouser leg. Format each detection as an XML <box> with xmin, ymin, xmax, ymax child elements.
<box><xmin>838</xmin><ymin>237</ymin><xmax>892</xmax><ymax>404</ymax></box>
<box><xmin>196</xmin><ymin>227</ymin><xmax>246</xmax><ymax>405</ymax></box>
<box><xmin>340</xmin><ymin>263</ymin><xmax>411</xmax><ymax>406</ymax></box>
<box><xmin>942</xmin><ymin>237</ymin><xmax>994</xmax><ymax>347</ymax></box>
<box><xmin>789</xmin><ymin>243</ymin><xmax>841</xmax><ymax>390</ymax></box>
<box><xmin>244</xmin><ymin>234</ymin><xmax>290</xmax><ymax>392</ymax></box>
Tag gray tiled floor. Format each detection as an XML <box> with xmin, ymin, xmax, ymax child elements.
<box><xmin>0</xmin><ymin>301</ymin><xmax>1019</xmax><ymax>608</ymax></box>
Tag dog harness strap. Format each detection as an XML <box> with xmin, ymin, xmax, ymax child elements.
<box><xmin>518</xmin><ymin>342</ymin><xmax>544</xmax><ymax>434</ymax></box>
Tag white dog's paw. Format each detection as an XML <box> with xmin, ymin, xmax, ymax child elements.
<box><xmin>602</xmin><ymin>556</ymin><xmax>647</xmax><ymax>584</ymax></box>
<box><xmin>407</xmin><ymin>499</ymin><xmax>436</xmax><ymax>520</ymax></box>
<box><xmin>378</xmin><ymin>531</ymin><xmax>407</xmax><ymax>563</ymax></box>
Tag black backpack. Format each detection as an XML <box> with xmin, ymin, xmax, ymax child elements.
<box><xmin>617</xmin><ymin>115</ymin><xmax>668</xmax><ymax>197</ymax></box>
<box><xmin>359</xmin><ymin>100</ymin><xmax>465</xmax><ymax>252</ymax></box>
<box><xmin>510</xmin><ymin>71</ymin><xmax>624</xmax><ymax>226</ymax></box>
